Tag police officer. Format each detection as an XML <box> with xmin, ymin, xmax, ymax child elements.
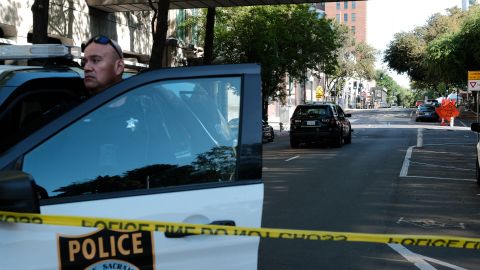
<box><xmin>83</xmin><ymin>35</ymin><xmax>125</xmax><ymax>95</ymax></box>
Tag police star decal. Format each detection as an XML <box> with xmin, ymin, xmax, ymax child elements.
<box><xmin>126</xmin><ymin>118</ymin><xmax>139</xmax><ymax>132</ymax></box>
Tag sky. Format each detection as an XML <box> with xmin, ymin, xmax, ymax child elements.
<box><xmin>367</xmin><ymin>0</ymin><xmax>463</xmax><ymax>88</ymax></box>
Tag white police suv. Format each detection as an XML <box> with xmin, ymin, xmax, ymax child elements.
<box><xmin>0</xmin><ymin>45</ymin><xmax>264</xmax><ymax>270</ymax></box>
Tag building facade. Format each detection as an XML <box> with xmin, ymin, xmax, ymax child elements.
<box><xmin>324</xmin><ymin>1</ymin><xmax>377</xmax><ymax>109</ymax></box>
<box><xmin>324</xmin><ymin>1</ymin><xmax>367</xmax><ymax>43</ymax></box>
<box><xmin>0</xmin><ymin>0</ymin><xmax>202</xmax><ymax>67</ymax></box>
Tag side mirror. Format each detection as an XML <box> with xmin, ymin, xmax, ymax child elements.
<box><xmin>0</xmin><ymin>171</ymin><xmax>40</xmax><ymax>213</ymax></box>
<box><xmin>471</xmin><ymin>123</ymin><xmax>480</xmax><ymax>133</ymax></box>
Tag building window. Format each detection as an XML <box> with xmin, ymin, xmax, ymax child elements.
<box><xmin>336</xmin><ymin>14</ymin><xmax>341</xmax><ymax>21</ymax></box>
<box><xmin>336</xmin><ymin>2</ymin><xmax>340</xmax><ymax>9</ymax></box>
<box><xmin>344</xmin><ymin>1</ymin><xmax>348</xmax><ymax>9</ymax></box>
<box><xmin>344</xmin><ymin>13</ymin><xmax>348</xmax><ymax>22</ymax></box>
<box><xmin>351</xmin><ymin>26</ymin><xmax>356</xmax><ymax>34</ymax></box>
<box><xmin>352</xmin><ymin>1</ymin><xmax>356</xmax><ymax>9</ymax></box>
<box><xmin>351</xmin><ymin>13</ymin><xmax>356</xmax><ymax>22</ymax></box>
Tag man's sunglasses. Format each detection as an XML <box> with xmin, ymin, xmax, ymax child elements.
<box><xmin>84</xmin><ymin>35</ymin><xmax>123</xmax><ymax>58</ymax></box>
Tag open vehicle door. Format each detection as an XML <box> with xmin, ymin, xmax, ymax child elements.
<box><xmin>0</xmin><ymin>64</ymin><xmax>263</xmax><ymax>270</ymax></box>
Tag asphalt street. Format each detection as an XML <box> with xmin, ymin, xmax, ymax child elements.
<box><xmin>259</xmin><ymin>108</ymin><xmax>480</xmax><ymax>270</ymax></box>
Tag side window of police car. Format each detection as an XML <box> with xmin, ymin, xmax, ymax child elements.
<box><xmin>22</xmin><ymin>77</ymin><xmax>241</xmax><ymax>201</ymax></box>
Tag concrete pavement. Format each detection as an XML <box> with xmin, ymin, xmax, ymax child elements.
<box><xmin>401</xmin><ymin>109</ymin><xmax>479</xmax><ymax>183</ymax></box>
<box><xmin>270</xmin><ymin>108</ymin><xmax>480</xmax><ymax>184</ymax></box>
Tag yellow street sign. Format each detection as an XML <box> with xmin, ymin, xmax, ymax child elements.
<box><xmin>316</xmin><ymin>86</ymin><xmax>324</xmax><ymax>98</ymax></box>
<box><xmin>468</xmin><ymin>71</ymin><xmax>480</xmax><ymax>80</ymax></box>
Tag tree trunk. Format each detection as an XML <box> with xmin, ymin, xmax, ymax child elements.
<box><xmin>203</xmin><ymin>8</ymin><xmax>216</xmax><ymax>65</ymax></box>
<box><xmin>31</xmin><ymin>0</ymin><xmax>50</xmax><ymax>44</ymax></box>
<box><xmin>149</xmin><ymin>0</ymin><xmax>170</xmax><ymax>69</ymax></box>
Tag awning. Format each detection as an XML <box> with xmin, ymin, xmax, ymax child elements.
<box><xmin>86</xmin><ymin>0</ymin><xmax>344</xmax><ymax>12</ymax></box>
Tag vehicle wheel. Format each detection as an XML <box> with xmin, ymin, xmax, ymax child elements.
<box><xmin>268</xmin><ymin>131</ymin><xmax>274</xmax><ymax>142</ymax></box>
<box><xmin>476</xmin><ymin>159</ymin><xmax>480</xmax><ymax>186</ymax></box>
<box><xmin>344</xmin><ymin>130</ymin><xmax>352</xmax><ymax>144</ymax></box>
<box><xmin>334</xmin><ymin>132</ymin><xmax>343</xmax><ymax>148</ymax></box>
<box><xmin>290</xmin><ymin>138</ymin><xmax>299</xmax><ymax>148</ymax></box>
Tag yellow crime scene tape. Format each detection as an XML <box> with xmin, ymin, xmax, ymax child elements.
<box><xmin>1</xmin><ymin>210</ymin><xmax>479</xmax><ymax>250</ymax></box>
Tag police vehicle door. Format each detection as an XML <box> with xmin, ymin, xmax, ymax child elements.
<box><xmin>0</xmin><ymin>64</ymin><xmax>263</xmax><ymax>270</ymax></box>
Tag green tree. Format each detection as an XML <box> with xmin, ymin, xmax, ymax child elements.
<box><xmin>322</xmin><ymin>25</ymin><xmax>376</xmax><ymax>102</ymax></box>
<box><xmin>384</xmin><ymin>6</ymin><xmax>472</xmax><ymax>91</ymax></box>
<box><xmin>375</xmin><ymin>70</ymin><xmax>413</xmax><ymax>107</ymax></box>
<box><xmin>212</xmin><ymin>5</ymin><xmax>340</xmax><ymax>116</ymax></box>
<box><xmin>323</xmin><ymin>23</ymin><xmax>356</xmax><ymax>100</ymax></box>
<box><xmin>353</xmin><ymin>42</ymin><xmax>377</xmax><ymax>102</ymax></box>
<box><xmin>384</xmin><ymin>31</ymin><xmax>428</xmax><ymax>84</ymax></box>
<box><xmin>354</xmin><ymin>42</ymin><xmax>377</xmax><ymax>81</ymax></box>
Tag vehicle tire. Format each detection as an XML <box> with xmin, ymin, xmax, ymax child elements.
<box><xmin>290</xmin><ymin>137</ymin><xmax>299</xmax><ymax>148</ymax></box>
<box><xmin>476</xmin><ymin>159</ymin><xmax>480</xmax><ymax>186</ymax></box>
<box><xmin>344</xmin><ymin>130</ymin><xmax>352</xmax><ymax>144</ymax></box>
<box><xmin>334</xmin><ymin>132</ymin><xmax>343</xmax><ymax>148</ymax></box>
<box><xmin>268</xmin><ymin>130</ymin><xmax>274</xmax><ymax>142</ymax></box>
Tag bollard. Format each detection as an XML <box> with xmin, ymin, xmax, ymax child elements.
<box><xmin>417</xmin><ymin>128</ymin><xmax>423</xmax><ymax>148</ymax></box>
<box><xmin>279</xmin><ymin>122</ymin><xmax>283</xmax><ymax>131</ymax></box>
<box><xmin>450</xmin><ymin>117</ymin><xmax>454</xmax><ymax>127</ymax></box>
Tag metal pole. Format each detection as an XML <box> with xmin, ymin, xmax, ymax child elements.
<box><xmin>475</xmin><ymin>91</ymin><xmax>480</xmax><ymax>146</ymax></box>
<box><xmin>477</xmin><ymin>92</ymin><xmax>479</xmax><ymax>142</ymax></box>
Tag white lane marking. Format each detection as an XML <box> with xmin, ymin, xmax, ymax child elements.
<box><xmin>400</xmin><ymin>146</ymin><xmax>414</xmax><ymax>177</ymax></box>
<box><xmin>351</xmin><ymin>124</ymin><xmax>470</xmax><ymax>130</ymax></box>
<box><xmin>388</xmin><ymin>244</ymin><xmax>468</xmax><ymax>270</ymax></box>
<box><xmin>285</xmin><ymin>155</ymin><xmax>300</xmax><ymax>162</ymax></box>
<box><xmin>388</xmin><ymin>244</ymin><xmax>437</xmax><ymax>270</ymax></box>
<box><xmin>400</xmin><ymin>137</ymin><xmax>476</xmax><ymax>179</ymax></box>
<box><xmin>408</xmin><ymin>161</ymin><xmax>474</xmax><ymax>171</ymax></box>
<box><xmin>458</xmin><ymin>120</ymin><xmax>468</xmax><ymax>127</ymax></box>
<box><xmin>400</xmin><ymin>175</ymin><xmax>476</xmax><ymax>182</ymax></box>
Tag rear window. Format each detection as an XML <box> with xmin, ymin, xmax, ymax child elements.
<box><xmin>419</xmin><ymin>105</ymin><xmax>435</xmax><ymax>111</ymax></box>
<box><xmin>293</xmin><ymin>106</ymin><xmax>331</xmax><ymax>117</ymax></box>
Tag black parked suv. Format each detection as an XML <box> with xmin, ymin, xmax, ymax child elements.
<box><xmin>289</xmin><ymin>103</ymin><xmax>352</xmax><ymax>148</ymax></box>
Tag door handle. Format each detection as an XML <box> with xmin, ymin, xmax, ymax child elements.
<box><xmin>164</xmin><ymin>220</ymin><xmax>236</xmax><ymax>238</ymax></box>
